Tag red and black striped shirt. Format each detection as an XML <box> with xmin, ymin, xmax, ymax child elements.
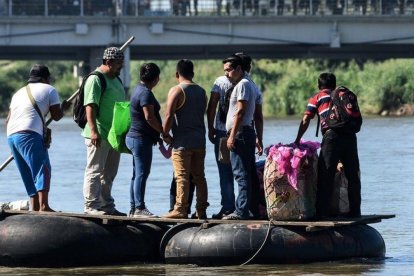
<box><xmin>304</xmin><ymin>89</ymin><xmax>332</xmax><ymax>132</ymax></box>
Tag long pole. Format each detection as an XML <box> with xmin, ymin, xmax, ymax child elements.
<box><xmin>0</xmin><ymin>36</ymin><xmax>135</xmax><ymax>173</ymax></box>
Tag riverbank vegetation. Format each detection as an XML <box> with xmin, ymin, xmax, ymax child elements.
<box><xmin>1</xmin><ymin>59</ymin><xmax>413</xmax><ymax>117</ymax></box>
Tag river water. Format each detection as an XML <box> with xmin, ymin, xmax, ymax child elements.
<box><xmin>0</xmin><ymin>117</ymin><xmax>413</xmax><ymax>275</ymax></box>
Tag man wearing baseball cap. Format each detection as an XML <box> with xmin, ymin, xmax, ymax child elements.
<box><xmin>82</xmin><ymin>46</ymin><xmax>126</xmax><ymax>216</ymax></box>
<box><xmin>6</xmin><ymin>64</ymin><xmax>66</xmax><ymax>212</ymax></box>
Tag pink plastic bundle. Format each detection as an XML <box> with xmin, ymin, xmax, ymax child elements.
<box><xmin>266</xmin><ymin>140</ymin><xmax>320</xmax><ymax>190</ymax></box>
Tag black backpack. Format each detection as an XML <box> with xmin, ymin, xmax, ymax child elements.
<box><xmin>218</xmin><ymin>85</ymin><xmax>234</xmax><ymax>123</ymax></box>
<box><xmin>73</xmin><ymin>71</ymin><xmax>106</xmax><ymax>129</ymax></box>
<box><xmin>325</xmin><ymin>86</ymin><xmax>363</xmax><ymax>134</ymax></box>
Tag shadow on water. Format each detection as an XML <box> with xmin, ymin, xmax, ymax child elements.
<box><xmin>0</xmin><ymin>259</ymin><xmax>387</xmax><ymax>275</ymax></box>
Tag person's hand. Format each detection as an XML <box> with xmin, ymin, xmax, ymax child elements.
<box><xmin>61</xmin><ymin>100</ymin><xmax>72</xmax><ymax>112</ymax></box>
<box><xmin>164</xmin><ymin>136</ymin><xmax>173</xmax><ymax>145</ymax></box>
<box><xmin>162</xmin><ymin>133</ymin><xmax>173</xmax><ymax>145</ymax></box>
<box><xmin>208</xmin><ymin>128</ymin><xmax>215</xmax><ymax>144</ymax></box>
<box><xmin>227</xmin><ymin>135</ymin><xmax>235</xmax><ymax>151</ymax></box>
<box><xmin>256</xmin><ymin>138</ymin><xmax>263</xmax><ymax>156</ymax></box>
<box><xmin>90</xmin><ymin>130</ymin><xmax>101</xmax><ymax>147</ymax></box>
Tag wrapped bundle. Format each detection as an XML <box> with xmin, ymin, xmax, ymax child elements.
<box><xmin>264</xmin><ymin>141</ymin><xmax>319</xmax><ymax>220</ymax></box>
<box><xmin>330</xmin><ymin>163</ymin><xmax>351</xmax><ymax>216</ymax></box>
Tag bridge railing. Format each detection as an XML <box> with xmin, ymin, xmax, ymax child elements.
<box><xmin>0</xmin><ymin>0</ymin><xmax>412</xmax><ymax>17</ymax></box>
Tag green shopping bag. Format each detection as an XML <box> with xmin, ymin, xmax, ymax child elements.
<box><xmin>108</xmin><ymin>101</ymin><xmax>131</xmax><ymax>153</ymax></box>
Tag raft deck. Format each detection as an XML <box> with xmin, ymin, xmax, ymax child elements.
<box><xmin>1</xmin><ymin>210</ymin><xmax>394</xmax><ymax>232</ymax></box>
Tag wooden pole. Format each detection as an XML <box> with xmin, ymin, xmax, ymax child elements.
<box><xmin>66</xmin><ymin>36</ymin><xmax>135</xmax><ymax>103</ymax></box>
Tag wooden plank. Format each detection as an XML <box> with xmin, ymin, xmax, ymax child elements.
<box><xmin>303</xmin><ymin>215</ymin><xmax>395</xmax><ymax>231</ymax></box>
<box><xmin>1</xmin><ymin>210</ymin><xmax>395</xmax><ymax>229</ymax></box>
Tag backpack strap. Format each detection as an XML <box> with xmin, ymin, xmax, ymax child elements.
<box><xmin>84</xmin><ymin>71</ymin><xmax>123</xmax><ymax>103</ymax></box>
<box><xmin>315</xmin><ymin>113</ymin><xmax>320</xmax><ymax>137</ymax></box>
<box><xmin>80</xmin><ymin>71</ymin><xmax>107</xmax><ymax>99</ymax></box>
<box><xmin>224</xmin><ymin>85</ymin><xmax>234</xmax><ymax>103</ymax></box>
<box><xmin>26</xmin><ymin>85</ymin><xmax>46</xmax><ymax>127</ymax></box>
<box><xmin>116</xmin><ymin>75</ymin><xmax>123</xmax><ymax>86</ymax></box>
<box><xmin>90</xmin><ymin>71</ymin><xmax>107</xmax><ymax>95</ymax></box>
<box><xmin>85</xmin><ymin>71</ymin><xmax>107</xmax><ymax>115</ymax></box>
<box><xmin>315</xmin><ymin>88</ymin><xmax>336</xmax><ymax>137</ymax></box>
<box><xmin>85</xmin><ymin>71</ymin><xmax>123</xmax><ymax>95</ymax></box>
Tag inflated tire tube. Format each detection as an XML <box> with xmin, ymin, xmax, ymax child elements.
<box><xmin>162</xmin><ymin>223</ymin><xmax>385</xmax><ymax>266</ymax></box>
<box><xmin>0</xmin><ymin>214</ymin><xmax>167</xmax><ymax>267</ymax></box>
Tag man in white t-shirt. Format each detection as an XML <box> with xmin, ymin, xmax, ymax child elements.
<box><xmin>6</xmin><ymin>64</ymin><xmax>66</xmax><ymax>212</ymax></box>
<box><xmin>207</xmin><ymin>52</ymin><xmax>264</xmax><ymax>219</ymax></box>
<box><xmin>221</xmin><ymin>55</ymin><xmax>263</xmax><ymax>220</ymax></box>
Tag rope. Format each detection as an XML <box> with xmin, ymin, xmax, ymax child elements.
<box><xmin>240</xmin><ymin>219</ymin><xmax>273</xmax><ymax>266</ymax></box>
<box><xmin>187</xmin><ymin>224</ymin><xmax>208</xmax><ymax>256</ymax></box>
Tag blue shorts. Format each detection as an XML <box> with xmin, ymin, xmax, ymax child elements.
<box><xmin>7</xmin><ymin>131</ymin><xmax>51</xmax><ymax>196</ymax></box>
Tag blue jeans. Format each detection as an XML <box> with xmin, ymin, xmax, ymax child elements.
<box><xmin>7</xmin><ymin>131</ymin><xmax>51</xmax><ymax>197</ymax></box>
<box><xmin>126</xmin><ymin>136</ymin><xmax>153</xmax><ymax>210</ymax></box>
<box><xmin>214</xmin><ymin>130</ymin><xmax>235</xmax><ymax>213</ymax></box>
<box><xmin>229</xmin><ymin>126</ymin><xmax>256</xmax><ymax>219</ymax></box>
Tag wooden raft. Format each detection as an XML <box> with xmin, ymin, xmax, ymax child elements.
<box><xmin>1</xmin><ymin>210</ymin><xmax>395</xmax><ymax>232</ymax></box>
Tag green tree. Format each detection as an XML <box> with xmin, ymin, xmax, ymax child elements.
<box><xmin>1</xmin><ymin>59</ymin><xmax>413</xmax><ymax>117</ymax></box>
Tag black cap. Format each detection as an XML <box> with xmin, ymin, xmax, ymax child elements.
<box><xmin>27</xmin><ymin>64</ymin><xmax>50</xmax><ymax>83</ymax></box>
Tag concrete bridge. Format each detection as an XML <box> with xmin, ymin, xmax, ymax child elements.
<box><xmin>2</xmin><ymin>15</ymin><xmax>414</xmax><ymax>60</ymax></box>
<box><xmin>1</xmin><ymin>0</ymin><xmax>414</xmax><ymax>84</ymax></box>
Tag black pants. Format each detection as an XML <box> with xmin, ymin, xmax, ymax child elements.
<box><xmin>250</xmin><ymin>160</ymin><xmax>266</xmax><ymax>219</ymax></box>
<box><xmin>316</xmin><ymin>130</ymin><xmax>361</xmax><ymax>217</ymax></box>
<box><xmin>170</xmin><ymin>174</ymin><xmax>195</xmax><ymax>214</ymax></box>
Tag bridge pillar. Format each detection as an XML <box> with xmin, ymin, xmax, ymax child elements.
<box><xmin>330</xmin><ymin>22</ymin><xmax>341</xmax><ymax>48</ymax></box>
<box><xmin>121</xmin><ymin>47</ymin><xmax>131</xmax><ymax>93</ymax></box>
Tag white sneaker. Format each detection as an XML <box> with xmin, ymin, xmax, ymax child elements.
<box><xmin>84</xmin><ymin>209</ymin><xmax>106</xmax><ymax>216</ymax></box>
<box><xmin>133</xmin><ymin>208</ymin><xmax>157</xmax><ymax>218</ymax></box>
